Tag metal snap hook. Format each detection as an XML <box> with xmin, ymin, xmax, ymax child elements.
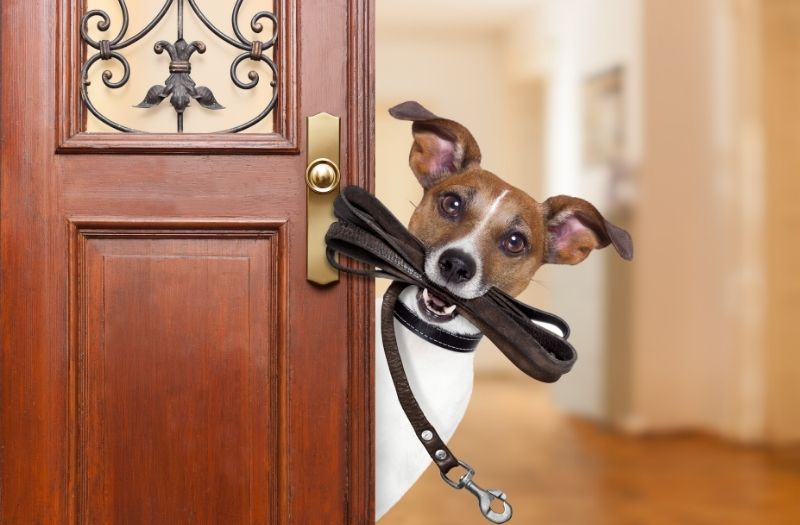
<box><xmin>463</xmin><ymin>479</ymin><xmax>513</xmax><ymax>523</ymax></box>
<box><xmin>440</xmin><ymin>460</ymin><xmax>513</xmax><ymax>523</ymax></box>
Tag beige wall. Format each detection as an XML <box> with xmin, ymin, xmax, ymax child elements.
<box><xmin>85</xmin><ymin>0</ymin><xmax>274</xmax><ymax>133</ymax></box>
<box><xmin>632</xmin><ymin>0</ymin><xmax>743</xmax><ymax>435</ymax></box>
<box><xmin>629</xmin><ymin>0</ymin><xmax>800</xmax><ymax>444</ymax></box>
<box><xmin>762</xmin><ymin>0</ymin><xmax>800</xmax><ymax>443</ymax></box>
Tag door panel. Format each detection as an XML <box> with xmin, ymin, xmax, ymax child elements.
<box><xmin>0</xmin><ymin>1</ymin><xmax>374</xmax><ymax>523</ymax></box>
<box><xmin>73</xmin><ymin>223</ymin><xmax>283</xmax><ymax>524</ymax></box>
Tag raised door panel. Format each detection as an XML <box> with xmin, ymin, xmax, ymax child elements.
<box><xmin>70</xmin><ymin>221</ymin><xmax>286</xmax><ymax>524</ymax></box>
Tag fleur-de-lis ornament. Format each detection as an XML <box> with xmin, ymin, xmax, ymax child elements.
<box><xmin>136</xmin><ymin>38</ymin><xmax>223</xmax><ymax>115</ymax></box>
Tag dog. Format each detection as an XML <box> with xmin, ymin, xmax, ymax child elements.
<box><xmin>375</xmin><ymin>101</ymin><xmax>632</xmax><ymax>519</ymax></box>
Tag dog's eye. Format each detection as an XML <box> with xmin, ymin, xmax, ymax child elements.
<box><xmin>439</xmin><ymin>193</ymin><xmax>463</xmax><ymax>219</ymax></box>
<box><xmin>501</xmin><ymin>232</ymin><xmax>528</xmax><ymax>256</ymax></box>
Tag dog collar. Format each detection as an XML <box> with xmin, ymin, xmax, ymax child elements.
<box><xmin>393</xmin><ymin>299</ymin><xmax>482</xmax><ymax>353</ymax></box>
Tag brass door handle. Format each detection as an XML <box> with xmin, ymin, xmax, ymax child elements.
<box><xmin>306</xmin><ymin>158</ymin><xmax>340</xmax><ymax>194</ymax></box>
<box><xmin>306</xmin><ymin>113</ymin><xmax>341</xmax><ymax>285</ymax></box>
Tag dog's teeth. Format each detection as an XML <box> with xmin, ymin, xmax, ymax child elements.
<box><xmin>423</xmin><ymin>288</ymin><xmax>431</xmax><ymax>304</ymax></box>
<box><xmin>442</xmin><ymin>304</ymin><xmax>456</xmax><ymax>315</ymax></box>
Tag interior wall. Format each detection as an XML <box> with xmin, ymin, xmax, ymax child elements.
<box><xmin>626</xmin><ymin>0</ymin><xmax>777</xmax><ymax>441</ymax></box>
<box><xmin>504</xmin><ymin>0</ymin><xmax>642</xmax><ymax>420</ymax></box>
<box><xmin>762</xmin><ymin>0</ymin><xmax>800</xmax><ymax>443</ymax></box>
<box><xmin>634</xmin><ymin>0</ymin><xmax>726</xmax><ymax>432</ymax></box>
<box><xmin>715</xmin><ymin>0</ymin><xmax>770</xmax><ymax>443</ymax></box>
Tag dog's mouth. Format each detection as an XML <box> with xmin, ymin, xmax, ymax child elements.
<box><xmin>416</xmin><ymin>288</ymin><xmax>457</xmax><ymax>322</ymax></box>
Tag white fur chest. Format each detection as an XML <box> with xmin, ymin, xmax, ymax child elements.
<box><xmin>374</xmin><ymin>286</ymin><xmax>481</xmax><ymax>520</ymax></box>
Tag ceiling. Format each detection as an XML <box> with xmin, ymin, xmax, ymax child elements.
<box><xmin>377</xmin><ymin>0</ymin><xmax>540</xmax><ymax>32</ymax></box>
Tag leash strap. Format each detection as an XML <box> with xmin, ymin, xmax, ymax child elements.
<box><xmin>381</xmin><ymin>281</ymin><xmax>460</xmax><ymax>472</ymax></box>
<box><xmin>382</xmin><ymin>281</ymin><xmax>512</xmax><ymax>523</ymax></box>
<box><xmin>325</xmin><ymin>186</ymin><xmax>578</xmax><ymax>523</ymax></box>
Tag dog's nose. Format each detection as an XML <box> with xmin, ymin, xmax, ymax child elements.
<box><xmin>438</xmin><ymin>248</ymin><xmax>477</xmax><ymax>283</ymax></box>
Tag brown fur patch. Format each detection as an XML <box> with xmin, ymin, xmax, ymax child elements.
<box><xmin>409</xmin><ymin>169</ymin><xmax>546</xmax><ymax>298</ymax></box>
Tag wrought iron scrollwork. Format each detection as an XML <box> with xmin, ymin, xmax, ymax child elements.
<box><xmin>80</xmin><ymin>0</ymin><xmax>278</xmax><ymax>133</ymax></box>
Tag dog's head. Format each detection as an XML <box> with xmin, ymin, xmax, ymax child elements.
<box><xmin>390</xmin><ymin>101</ymin><xmax>632</xmax><ymax>316</ymax></box>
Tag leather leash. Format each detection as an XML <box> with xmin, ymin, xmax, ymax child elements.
<box><xmin>325</xmin><ymin>187</ymin><xmax>578</xmax><ymax>523</ymax></box>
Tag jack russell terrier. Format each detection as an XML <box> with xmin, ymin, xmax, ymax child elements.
<box><xmin>375</xmin><ymin>101</ymin><xmax>632</xmax><ymax>519</ymax></box>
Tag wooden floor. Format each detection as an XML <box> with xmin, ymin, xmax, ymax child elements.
<box><xmin>380</xmin><ymin>377</ymin><xmax>800</xmax><ymax>525</ymax></box>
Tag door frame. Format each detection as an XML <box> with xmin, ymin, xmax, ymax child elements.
<box><xmin>342</xmin><ymin>0</ymin><xmax>375</xmax><ymax>520</ymax></box>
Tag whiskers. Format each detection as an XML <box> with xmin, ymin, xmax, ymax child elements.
<box><xmin>529</xmin><ymin>278</ymin><xmax>550</xmax><ymax>290</ymax></box>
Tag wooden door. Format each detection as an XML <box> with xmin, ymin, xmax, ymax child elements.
<box><xmin>0</xmin><ymin>1</ymin><xmax>374</xmax><ymax>523</ymax></box>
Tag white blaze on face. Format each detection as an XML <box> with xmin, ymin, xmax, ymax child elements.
<box><xmin>425</xmin><ymin>189</ymin><xmax>510</xmax><ymax>299</ymax></box>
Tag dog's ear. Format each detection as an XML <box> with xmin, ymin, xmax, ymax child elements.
<box><xmin>543</xmin><ymin>195</ymin><xmax>633</xmax><ymax>265</ymax></box>
<box><xmin>389</xmin><ymin>101</ymin><xmax>482</xmax><ymax>189</ymax></box>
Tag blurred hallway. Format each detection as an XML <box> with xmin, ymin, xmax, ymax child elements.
<box><xmin>378</xmin><ymin>0</ymin><xmax>800</xmax><ymax>444</ymax></box>
<box><xmin>381</xmin><ymin>377</ymin><xmax>800</xmax><ymax>525</ymax></box>
<box><xmin>377</xmin><ymin>0</ymin><xmax>800</xmax><ymax>522</ymax></box>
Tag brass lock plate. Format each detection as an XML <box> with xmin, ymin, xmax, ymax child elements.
<box><xmin>306</xmin><ymin>113</ymin><xmax>341</xmax><ymax>285</ymax></box>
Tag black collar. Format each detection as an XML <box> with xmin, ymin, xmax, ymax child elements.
<box><xmin>393</xmin><ymin>299</ymin><xmax>482</xmax><ymax>353</ymax></box>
